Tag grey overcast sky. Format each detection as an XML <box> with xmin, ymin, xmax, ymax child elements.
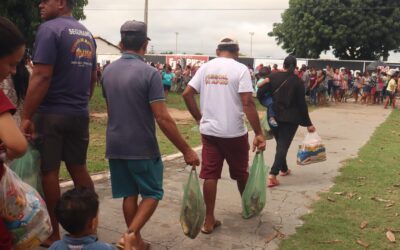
<box><xmin>81</xmin><ymin>0</ymin><xmax>291</xmax><ymax>58</ymax></box>
<box><xmin>82</xmin><ymin>0</ymin><xmax>400</xmax><ymax>61</ymax></box>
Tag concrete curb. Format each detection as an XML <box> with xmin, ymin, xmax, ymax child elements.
<box><xmin>60</xmin><ymin>145</ymin><xmax>203</xmax><ymax>188</ymax></box>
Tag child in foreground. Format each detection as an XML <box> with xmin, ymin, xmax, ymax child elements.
<box><xmin>49</xmin><ymin>188</ymin><xmax>114</xmax><ymax>250</ymax></box>
<box><xmin>257</xmin><ymin>67</ymin><xmax>278</xmax><ymax>127</ymax></box>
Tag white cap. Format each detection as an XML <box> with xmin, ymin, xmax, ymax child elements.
<box><xmin>218</xmin><ymin>37</ymin><xmax>239</xmax><ymax>46</ymax></box>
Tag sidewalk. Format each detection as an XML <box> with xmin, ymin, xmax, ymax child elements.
<box><xmin>45</xmin><ymin>104</ymin><xmax>391</xmax><ymax>250</ymax></box>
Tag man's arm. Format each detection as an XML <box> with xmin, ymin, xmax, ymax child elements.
<box><xmin>240</xmin><ymin>92</ymin><xmax>266</xmax><ymax>151</ymax></box>
<box><xmin>90</xmin><ymin>70</ymin><xmax>97</xmax><ymax>99</ymax></box>
<box><xmin>182</xmin><ymin>86</ymin><xmax>202</xmax><ymax>123</ymax></box>
<box><xmin>151</xmin><ymin>101</ymin><xmax>200</xmax><ymax>166</ymax></box>
<box><xmin>21</xmin><ymin>64</ymin><xmax>53</xmax><ymax>136</ymax></box>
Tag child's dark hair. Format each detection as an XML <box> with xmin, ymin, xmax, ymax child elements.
<box><xmin>0</xmin><ymin>17</ymin><xmax>25</xmax><ymax>58</ymax></box>
<box><xmin>55</xmin><ymin>187</ymin><xmax>99</xmax><ymax>235</ymax></box>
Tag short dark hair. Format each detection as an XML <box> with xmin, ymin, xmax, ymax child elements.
<box><xmin>121</xmin><ymin>32</ymin><xmax>147</xmax><ymax>51</ymax></box>
<box><xmin>283</xmin><ymin>55</ymin><xmax>297</xmax><ymax>74</ymax></box>
<box><xmin>0</xmin><ymin>17</ymin><xmax>25</xmax><ymax>58</ymax></box>
<box><xmin>66</xmin><ymin>0</ymin><xmax>76</xmax><ymax>9</ymax></box>
<box><xmin>217</xmin><ymin>44</ymin><xmax>239</xmax><ymax>53</ymax></box>
<box><xmin>55</xmin><ymin>187</ymin><xmax>99</xmax><ymax>235</ymax></box>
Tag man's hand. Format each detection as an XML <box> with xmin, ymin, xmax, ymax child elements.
<box><xmin>307</xmin><ymin>125</ymin><xmax>316</xmax><ymax>133</ymax></box>
<box><xmin>183</xmin><ymin>149</ymin><xmax>200</xmax><ymax>167</ymax></box>
<box><xmin>21</xmin><ymin>119</ymin><xmax>35</xmax><ymax>140</ymax></box>
<box><xmin>252</xmin><ymin>133</ymin><xmax>266</xmax><ymax>152</ymax></box>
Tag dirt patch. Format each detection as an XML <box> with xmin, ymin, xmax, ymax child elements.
<box><xmin>91</xmin><ymin>113</ymin><xmax>107</xmax><ymax>118</ymax></box>
<box><xmin>91</xmin><ymin>108</ymin><xmax>195</xmax><ymax>124</ymax></box>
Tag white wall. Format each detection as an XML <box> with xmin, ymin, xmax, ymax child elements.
<box><xmin>94</xmin><ymin>38</ymin><xmax>121</xmax><ymax>65</ymax></box>
<box><xmin>95</xmin><ymin>38</ymin><xmax>120</xmax><ymax>55</ymax></box>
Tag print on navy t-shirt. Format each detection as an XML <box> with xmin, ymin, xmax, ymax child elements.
<box><xmin>33</xmin><ymin>16</ymin><xmax>97</xmax><ymax>116</ymax></box>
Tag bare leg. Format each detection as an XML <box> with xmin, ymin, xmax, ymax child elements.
<box><xmin>236</xmin><ymin>176</ymin><xmax>248</xmax><ymax>195</ymax></box>
<box><xmin>384</xmin><ymin>96</ymin><xmax>389</xmax><ymax>108</ymax></box>
<box><xmin>41</xmin><ymin>169</ymin><xmax>61</xmax><ymax>244</ymax></box>
<box><xmin>127</xmin><ymin>198</ymin><xmax>158</xmax><ymax>250</ymax></box>
<box><xmin>123</xmin><ymin>196</ymin><xmax>139</xmax><ymax>227</ymax></box>
<box><xmin>203</xmin><ymin>179</ymin><xmax>218</xmax><ymax>230</ymax></box>
<box><xmin>66</xmin><ymin>164</ymin><xmax>94</xmax><ymax>190</ymax></box>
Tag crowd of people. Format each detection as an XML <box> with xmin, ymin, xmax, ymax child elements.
<box><xmin>97</xmin><ymin>60</ymin><xmax>201</xmax><ymax>99</ymax></box>
<box><xmin>252</xmin><ymin>63</ymin><xmax>400</xmax><ymax>109</ymax></box>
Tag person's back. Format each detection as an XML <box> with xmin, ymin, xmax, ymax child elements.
<box><xmin>183</xmin><ymin>37</ymin><xmax>265</xmax><ymax>234</ymax></box>
<box><xmin>21</xmin><ymin>1</ymin><xmax>97</xmax><ymax>244</ymax></box>
<box><xmin>190</xmin><ymin>57</ymin><xmax>253</xmax><ymax>137</ymax></box>
<box><xmin>49</xmin><ymin>235</ymin><xmax>113</xmax><ymax>250</ymax></box>
<box><xmin>102</xmin><ymin>55</ymin><xmax>163</xmax><ymax>159</ymax></box>
<box><xmin>34</xmin><ymin>16</ymin><xmax>96</xmax><ymax>115</ymax></box>
<box><xmin>266</xmin><ymin>71</ymin><xmax>311</xmax><ymax>126</ymax></box>
<box><xmin>101</xmin><ymin>20</ymin><xmax>199</xmax><ymax>249</ymax></box>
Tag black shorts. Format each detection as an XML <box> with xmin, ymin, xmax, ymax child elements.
<box><xmin>33</xmin><ymin>113</ymin><xmax>89</xmax><ymax>172</ymax></box>
<box><xmin>163</xmin><ymin>85</ymin><xmax>171</xmax><ymax>91</ymax></box>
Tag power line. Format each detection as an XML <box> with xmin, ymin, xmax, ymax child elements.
<box><xmin>84</xmin><ymin>8</ymin><xmax>286</xmax><ymax>11</ymax></box>
<box><xmin>84</xmin><ymin>7</ymin><xmax>398</xmax><ymax>12</ymax></box>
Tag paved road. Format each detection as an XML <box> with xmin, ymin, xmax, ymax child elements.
<box><xmin>39</xmin><ymin>104</ymin><xmax>391</xmax><ymax>250</ymax></box>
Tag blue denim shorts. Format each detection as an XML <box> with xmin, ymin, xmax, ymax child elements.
<box><xmin>109</xmin><ymin>158</ymin><xmax>164</xmax><ymax>200</ymax></box>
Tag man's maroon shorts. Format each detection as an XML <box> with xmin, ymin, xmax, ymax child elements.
<box><xmin>200</xmin><ymin>133</ymin><xmax>250</xmax><ymax>180</ymax></box>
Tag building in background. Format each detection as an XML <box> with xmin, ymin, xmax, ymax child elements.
<box><xmin>94</xmin><ymin>36</ymin><xmax>121</xmax><ymax>66</ymax></box>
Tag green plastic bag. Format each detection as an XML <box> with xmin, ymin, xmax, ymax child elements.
<box><xmin>261</xmin><ymin>116</ymin><xmax>274</xmax><ymax>140</ymax></box>
<box><xmin>242</xmin><ymin>152</ymin><xmax>267</xmax><ymax>219</ymax></box>
<box><xmin>180</xmin><ymin>168</ymin><xmax>205</xmax><ymax>239</ymax></box>
<box><xmin>10</xmin><ymin>145</ymin><xmax>43</xmax><ymax>196</ymax></box>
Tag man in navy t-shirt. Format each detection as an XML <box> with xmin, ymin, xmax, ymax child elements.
<box><xmin>21</xmin><ymin>0</ymin><xmax>96</xmax><ymax>246</ymax></box>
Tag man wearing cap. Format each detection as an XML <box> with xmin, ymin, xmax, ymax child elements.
<box><xmin>21</xmin><ymin>0</ymin><xmax>96</xmax><ymax>245</ymax></box>
<box><xmin>101</xmin><ymin>20</ymin><xmax>200</xmax><ymax>249</ymax></box>
<box><xmin>183</xmin><ymin>37</ymin><xmax>266</xmax><ymax>234</ymax></box>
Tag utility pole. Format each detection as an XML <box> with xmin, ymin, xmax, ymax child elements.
<box><xmin>249</xmin><ymin>32</ymin><xmax>254</xmax><ymax>57</ymax></box>
<box><xmin>144</xmin><ymin>0</ymin><xmax>148</xmax><ymax>25</ymax></box>
<box><xmin>175</xmin><ymin>32</ymin><xmax>179</xmax><ymax>54</ymax></box>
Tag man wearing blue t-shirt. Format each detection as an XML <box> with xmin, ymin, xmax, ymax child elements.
<box><xmin>21</xmin><ymin>0</ymin><xmax>96</xmax><ymax>245</ymax></box>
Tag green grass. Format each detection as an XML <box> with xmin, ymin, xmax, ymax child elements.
<box><xmin>89</xmin><ymin>86</ymin><xmax>107</xmax><ymax>113</ymax></box>
<box><xmin>59</xmin><ymin>117</ymin><xmax>200</xmax><ymax>180</ymax></box>
<box><xmin>280</xmin><ymin>110</ymin><xmax>400</xmax><ymax>250</ymax></box>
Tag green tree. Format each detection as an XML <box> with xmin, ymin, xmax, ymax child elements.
<box><xmin>269</xmin><ymin>0</ymin><xmax>400</xmax><ymax>60</ymax></box>
<box><xmin>0</xmin><ymin>0</ymin><xmax>88</xmax><ymax>49</ymax></box>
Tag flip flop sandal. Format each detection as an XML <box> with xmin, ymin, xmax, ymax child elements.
<box><xmin>279</xmin><ymin>169</ymin><xmax>291</xmax><ymax>176</ymax></box>
<box><xmin>116</xmin><ymin>237</ymin><xmax>151</xmax><ymax>250</ymax></box>
<box><xmin>268</xmin><ymin>178</ymin><xmax>280</xmax><ymax>188</ymax></box>
<box><xmin>201</xmin><ymin>220</ymin><xmax>222</xmax><ymax>234</ymax></box>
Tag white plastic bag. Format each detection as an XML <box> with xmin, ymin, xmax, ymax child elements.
<box><xmin>0</xmin><ymin>165</ymin><xmax>52</xmax><ymax>250</ymax></box>
<box><xmin>297</xmin><ymin>132</ymin><xmax>327</xmax><ymax>165</ymax></box>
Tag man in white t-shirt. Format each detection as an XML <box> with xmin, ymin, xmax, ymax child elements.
<box><xmin>183</xmin><ymin>37</ymin><xmax>266</xmax><ymax>234</ymax></box>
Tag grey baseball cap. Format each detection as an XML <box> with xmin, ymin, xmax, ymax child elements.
<box><xmin>120</xmin><ymin>20</ymin><xmax>151</xmax><ymax>40</ymax></box>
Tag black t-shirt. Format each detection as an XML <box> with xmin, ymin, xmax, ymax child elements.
<box><xmin>258</xmin><ymin>71</ymin><xmax>312</xmax><ymax>127</ymax></box>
